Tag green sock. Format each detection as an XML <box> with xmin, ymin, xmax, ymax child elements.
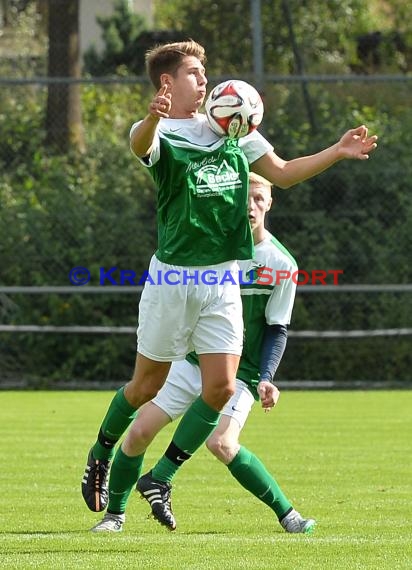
<box><xmin>92</xmin><ymin>387</ymin><xmax>138</xmax><ymax>461</ymax></box>
<box><xmin>228</xmin><ymin>446</ymin><xmax>292</xmax><ymax>519</ymax></box>
<box><xmin>152</xmin><ymin>396</ymin><xmax>220</xmax><ymax>483</ymax></box>
<box><xmin>107</xmin><ymin>447</ymin><xmax>144</xmax><ymax>514</ymax></box>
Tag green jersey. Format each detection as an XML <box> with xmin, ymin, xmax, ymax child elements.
<box><xmin>131</xmin><ymin>114</ymin><xmax>272</xmax><ymax>266</ymax></box>
<box><xmin>187</xmin><ymin>231</ymin><xmax>298</xmax><ymax>399</ymax></box>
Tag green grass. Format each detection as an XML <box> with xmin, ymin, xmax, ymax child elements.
<box><xmin>0</xmin><ymin>390</ymin><xmax>411</xmax><ymax>569</ymax></box>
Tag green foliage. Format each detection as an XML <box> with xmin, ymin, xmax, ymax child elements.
<box><xmin>153</xmin><ymin>0</ymin><xmax>374</xmax><ymax>75</ymax></box>
<box><xmin>0</xmin><ymin>0</ymin><xmax>47</xmax><ymax>76</ymax></box>
<box><xmin>80</xmin><ymin>0</ymin><xmax>379</xmax><ymax>77</ymax></box>
<box><xmin>83</xmin><ymin>0</ymin><xmax>148</xmax><ymax>75</ymax></box>
<box><xmin>0</xmin><ymin>80</ymin><xmax>156</xmax><ymax>384</ymax></box>
<box><xmin>1</xmin><ymin>1</ymin><xmax>412</xmax><ymax>384</ymax></box>
<box><xmin>152</xmin><ymin>0</ymin><xmax>412</xmax><ymax>75</ymax></box>
<box><xmin>263</xmin><ymin>81</ymin><xmax>412</xmax><ymax>282</ymax></box>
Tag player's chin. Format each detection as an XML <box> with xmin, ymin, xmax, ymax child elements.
<box><xmin>188</xmin><ymin>101</ymin><xmax>202</xmax><ymax>114</ymax></box>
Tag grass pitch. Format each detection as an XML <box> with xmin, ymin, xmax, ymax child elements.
<box><xmin>1</xmin><ymin>390</ymin><xmax>411</xmax><ymax>569</ymax></box>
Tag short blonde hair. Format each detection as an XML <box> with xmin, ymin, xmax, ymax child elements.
<box><xmin>145</xmin><ymin>40</ymin><xmax>206</xmax><ymax>89</ymax></box>
<box><xmin>249</xmin><ymin>172</ymin><xmax>272</xmax><ymax>191</ymax></box>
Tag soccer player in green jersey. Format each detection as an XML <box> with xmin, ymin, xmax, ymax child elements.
<box><xmin>82</xmin><ymin>40</ymin><xmax>378</xmax><ymax>514</ymax></box>
<box><xmin>90</xmin><ymin>173</ymin><xmax>314</xmax><ymax>533</ymax></box>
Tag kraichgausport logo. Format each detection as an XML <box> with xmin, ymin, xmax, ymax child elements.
<box><xmin>68</xmin><ymin>267</ymin><xmax>344</xmax><ymax>286</ymax></box>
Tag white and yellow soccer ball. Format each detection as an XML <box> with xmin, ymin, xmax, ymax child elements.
<box><xmin>205</xmin><ymin>79</ymin><xmax>264</xmax><ymax>138</ymax></box>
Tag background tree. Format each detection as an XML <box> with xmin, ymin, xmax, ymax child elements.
<box><xmin>83</xmin><ymin>0</ymin><xmax>146</xmax><ymax>75</ymax></box>
<box><xmin>153</xmin><ymin>0</ymin><xmax>373</xmax><ymax>76</ymax></box>
<box><xmin>83</xmin><ymin>0</ymin><xmax>185</xmax><ymax>76</ymax></box>
<box><xmin>1</xmin><ymin>0</ymin><xmax>411</xmax><ymax>385</ymax></box>
<box><xmin>45</xmin><ymin>0</ymin><xmax>85</xmax><ymax>153</ymax></box>
<box><xmin>1</xmin><ymin>0</ymin><xmax>11</xmax><ymax>26</ymax></box>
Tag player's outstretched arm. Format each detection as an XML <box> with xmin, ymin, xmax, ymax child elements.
<box><xmin>130</xmin><ymin>84</ymin><xmax>172</xmax><ymax>158</ymax></box>
<box><xmin>337</xmin><ymin>125</ymin><xmax>378</xmax><ymax>160</ymax></box>
<box><xmin>251</xmin><ymin>124</ymin><xmax>378</xmax><ymax>189</ymax></box>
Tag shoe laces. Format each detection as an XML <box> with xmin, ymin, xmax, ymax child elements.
<box><xmin>162</xmin><ymin>486</ymin><xmax>172</xmax><ymax>508</ymax></box>
<box><xmin>90</xmin><ymin>459</ymin><xmax>110</xmax><ymax>490</ymax></box>
<box><xmin>147</xmin><ymin>477</ymin><xmax>171</xmax><ymax>500</ymax></box>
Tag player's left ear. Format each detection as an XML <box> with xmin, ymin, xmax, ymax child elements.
<box><xmin>160</xmin><ymin>73</ymin><xmax>173</xmax><ymax>89</ymax></box>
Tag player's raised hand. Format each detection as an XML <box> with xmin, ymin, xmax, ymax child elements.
<box><xmin>257</xmin><ymin>381</ymin><xmax>280</xmax><ymax>412</ymax></box>
<box><xmin>149</xmin><ymin>84</ymin><xmax>172</xmax><ymax>118</ymax></box>
<box><xmin>338</xmin><ymin>125</ymin><xmax>378</xmax><ymax>160</ymax></box>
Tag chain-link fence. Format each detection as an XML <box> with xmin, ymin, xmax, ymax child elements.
<box><xmin>1</xmin><ymin>74</ymin><xmax>411</xmax><ymax>387</ymax></box>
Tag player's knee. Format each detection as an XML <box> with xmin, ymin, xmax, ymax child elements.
<box><xmin>202</xmin><ymin>379</ymin><xmax>235</xmax><ymax>410</ymax></box>
<box><xmin>206</xmin><ymin>434</ymin><xmax>237</xmax><ymax>464</ymax></box>
<box><xmin>126</xmin><ymin>420</ymin><xmax>153</xmax><ymax>450</ymax></box>
<box><xmin>224</xmin><ymin>387</ymin><xmax>236</xmax><ymax>408</ymax></box>
<box><xmin>215</xmin><ymin>384</ymin><xmax>236</xmax><ymax>408</ymax></box>
<box><xmin>124</xmin><ymin>379</ymin><xmax>160</xmax><ymax>408</ymax></box>
<box><xmin>206</xmin><ymin>433</ymin><xmax>225</xmax><ymax>460</ymax></box>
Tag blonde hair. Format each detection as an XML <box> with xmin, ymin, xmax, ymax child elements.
<box><xmin>145</xmin><ymin>40</ymin><xmax>206</xmax><ymax>89</ymax></box>
<box><xmin>249</xmin><ymin>172</ymin><xmax>272</xmax><ymax>191</ymax></box>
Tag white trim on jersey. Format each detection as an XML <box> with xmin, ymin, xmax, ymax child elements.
<box><xmin>130</xmin><ymin>113</ymin><xmax>273</xmax><ymax>168</ymax></box>
<box><xmin>241</xmin><ymin>288</ymin><xmax>272</xmax><ymax>296</ymax></box>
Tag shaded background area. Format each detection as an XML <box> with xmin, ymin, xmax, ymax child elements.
<box><xmin>0</xmin><ymin>0</ymin><xmax>411</xmax><ymax>387</ymax></box>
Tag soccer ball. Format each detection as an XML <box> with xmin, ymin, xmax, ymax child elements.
<box><xmin>205</xmin><ymin>80</ymin><xmax>264</xmax><ymax>138</ymax></box>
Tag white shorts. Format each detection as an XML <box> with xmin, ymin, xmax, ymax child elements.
<box><xmin>137</xmin><ymin>255</ymin><xmax>243</xmax><ymax>361</ymax></box>
<box><xmin>152</xmin><ymin>359</ymin><xmax>255</xmax><ymax>428</ymax></box>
